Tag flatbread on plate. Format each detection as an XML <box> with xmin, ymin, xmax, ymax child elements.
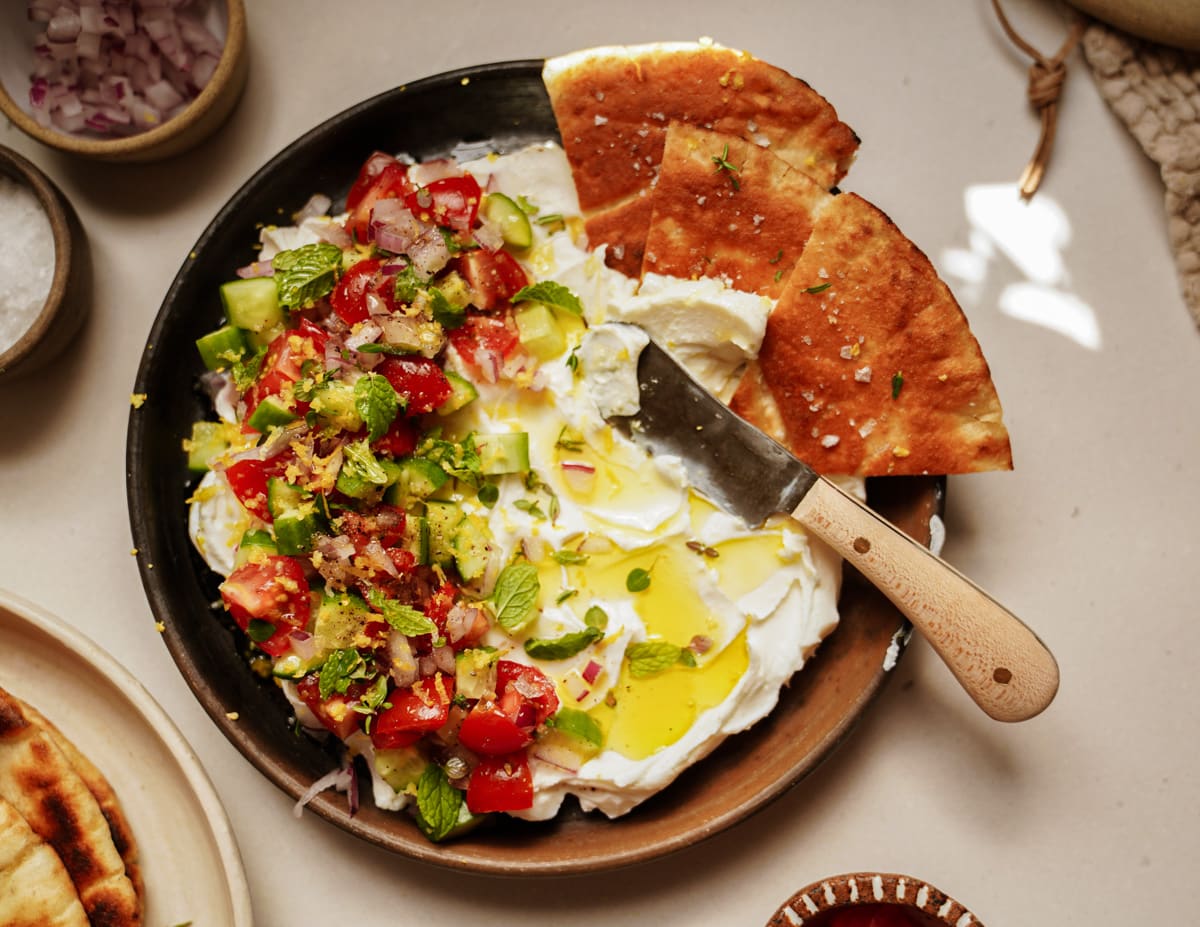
<box><xmin>641</xmin><ymin>122</ymin><xmax>833</xmax><ymax>297</ymax></box>
<box><xmin>0</xmin><ymin>795</ymin><xmax>89</xmax><ymax>927</ymax></box>
<box><xmin>729</xmin><ymin>191</ymin><xmax>1013</xmax><ymax>476</ymax></box>
<box><xmin>18</xmin><ymin>699</ymin><xmax>142</xmax><ymax>905</ymax></box>
<box><xmin>543</xmin><ymin>41</ymin><xmax>859</xmax><ymax>277</ymax></box>
<box><xmin>0</xmin><ymin>687</ymin><xmax>141</xmax><ymax>927</ymax></box>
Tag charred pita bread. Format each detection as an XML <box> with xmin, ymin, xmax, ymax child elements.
<box><xmin>641</xmin><ymin>122</ymin><xmax>832</xmax><ymax>297</ymax></box>
<box><xmin>543</xmin><ymin>41</ymin><xmax>859</xmax><ymax>277</ymax></box>
<box><xmin>18</xmin><ymin>699</ymin><xmax>142</xmax><ymax>905</ymax></box>
<box><xmin>0</xmin><ymin>687</ymin><xmax>141</xmax><ymax>927</ymax></box>
<box><xmin>0</xmin><ymin>795</ymin><xmax>90</xmax><ymax>927</ymax></box>
<box><xmin>730</xmin><ymin>191</ymin><xmax>1012</xmax><ymax>476</ymax></box>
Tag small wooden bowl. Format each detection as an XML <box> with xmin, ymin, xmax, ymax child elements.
<box><xmin>0</xmin><ymin>0</ymin><xmax>248</xmax><ymax>163</ymax></box>
<box><xmin>0</xmin><ymin>145</ymin><xmax>90</xmax><ymax>380</ymax></box>
<box><xmin>766</xmin><ymin>873</ymin><xmax>986</xmax><ymax>927</ymax></box>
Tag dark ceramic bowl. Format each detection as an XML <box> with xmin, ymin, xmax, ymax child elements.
<box><xmin>0</xmin><ymin>144</ymin><xmax>90</xmax><ymax>381</ymax></box>
<box><xmin>126</xmin><ymin>60</ymin><xmax>943</xmax><ymax>875</ymax></box>
<box><xmin>767</xmin><ymin>873</ymin><xmax>986</xmax><ymax>926</ymax></box>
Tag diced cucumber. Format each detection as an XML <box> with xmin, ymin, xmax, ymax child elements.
<box><xmin>437</xmin><ymin>270</ymin><xmax>473</xmax><ymax>311</ymax></box>
<box><xmin>436</xmin><ymin>371</ymin><xmax>478</xmax><ymax>416</ymax></box>
<box><xmin>483</xmin><ymin>192</ymin><xmax>533</xmax><ymax>249</ymax></box>
<box><xmin>247</xmin><ymin>322</ymin><xmax>286</xmax><ymax>349</ymax></box>
<box><xmin>313</xmin><ymin>591</ymin><xmax>372</xmax><ymax>654</ymax></box>
<box><xmin>455</xmin><ymin>647</ymin><xmax>498</xmax><ymax>700</ymax></box>
<box><xmin>374</xmin><ymin>746</ymin><xmax>429</xmax><ymax>793</ymax></box>
<box><xmin>185</xmin><ymin>420</ymin><xmax>230</xmax><ymax>472</ymax></box>
<box><xmin>234</xmin><ymin>528</ymin><xmax>277</xmax><ymax>568</ymax></box>
<box><xmin>272</xmin><ymin>652</ymin><xmax>323</xmax><ymax>679</ymax></box>
<box><xmin>514</xmin><ymin>302</ymin><xmax>566</xmax><ymax>361</ymax></box>
<box><xmin>266</xmin><ymin>478</ymin><xmax>326</xmax><ymax>555</ymax></box>
<box><xmin>246</xmin><ymin>394</ymin><xmax>298</xmax><ymax>432</ymax></box>
<box><xmin>450</xmin><ymin>512</ymin><xmax>493</xmax><ymax>582</ymax></box>
<box><xmin>477</xmin><ymin>432</ymin><xmax>530</xmax><ymax>475</ymax></box>
<box><xmin>424</xmin><ymin>499</ymin><xmax>461</xmax><ymax>568</ymax></box>
<box><xmin>398</xmin><ymin>514</ymin><xmax>430</xmax><ymax>566</ymax></box>
<box><xmin>310</xmin><ymin>380</ymin><xmax>363</xmax><ymax>432</ymax></box>
<box><xmin>195</xmin><ymin>324</ymin><xmax>248</xmax><ymax>371</ymax></box>
<box><xmin>383</xmin><ymin>457</ymin><xmax>449</xmax><ymax>507</ymax></box>
<box><xmin>220</xmin><ymin>277</ymin><xmax>284</xmax><ymax>334</ymax></box>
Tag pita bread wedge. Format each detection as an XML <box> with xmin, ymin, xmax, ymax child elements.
<box><xmin>543</xmin><ymin>41</ymin><xmax>859</xmax><ymax>276</ymax></box>
<box><xmin>18</xmin><ymin>699</ymin><xmax>142</xmax><ymax>905</ymax></box>
<box><xmin>0</xmin><ymin>687</ymin><xmax>141</xmax><ymax>927</ymax></box>
<box><xmin>730</xmin><ymin>192</ymin><xmax>1012</xmax><ymax>476</ymax></box>
<box><xmin>0</xmin><ymin>795</ymin><xmax>90</xmax><ymax>927</ymax></box>
<box><xmin>641</xmin><ymin>122</ymin><xmax>833</xmax><ymax>297</ymax></box>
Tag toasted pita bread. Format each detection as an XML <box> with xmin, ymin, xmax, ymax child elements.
<box><xmin>543</xmin><ymin>41</ymin><xmax>859</xmax><ymax>276</ymax></box>
<box><xmin>0</xmin><ymin>795</ymin><xmax>90</xmax><ymax>927</ymax></box>
<box><xmin>641</xmin><ymin>122</ymin><xmax>833</xmax><ymax>297</ymax></box>
<box><xmin>729</xmin><ymin>192</ymin><xmax>1012</xmax><ymax>476</ymax></box>
<box><xmin>0</xmin><ymin>688</ymin><xmax>141</xmax><ymax>927</ymax></box>
<box><xmin>18</xmin><ymin>699</ymin><xmax>142</xmax><ymax>905</ymax></box>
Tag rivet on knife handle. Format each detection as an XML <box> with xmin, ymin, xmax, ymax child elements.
<box><xmin>791</xmin><ymin>477</ymin><xmax>1060</xmax><ymax>722</ymax></box>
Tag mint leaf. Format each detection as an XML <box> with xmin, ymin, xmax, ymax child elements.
<box><xmin>246</xmin><ymin>618</ymin><xmax>276</xmax><ymax>643</ymax></box>
<box><xmin>523</xmin><ymin>626</ymin><xmax>603</xmax><ymax>661</ymax></box>
<box><xmin>393</xmin><ymin>265</ymin><xmax>427</xmax><ymax>304</ymax></box>
<box><xmin>272</xmin><ymin>242</ymin><xmax>342</xmax><ymax>309</ymax></box>
<box><xmin>626</xmin><ymin>641</ymin><xmax>687</xmax><ymax>678</ymax></box>
<box><xmin>549</xmin><ymin>707</ymin><xmax>604</xmax><ymax>747</ymax></box>
<box><xmin>354</xmin><ymin>374</ymin><xmax>400</xmax><ymax>442</ymax></box>
<box><xmin>429</xmin><ymin>286</ymin><xmax>465</xmax><ymax>329</ymax></box>
<box><xmin>342</xmin><ymin>439</ymin><xmax>389</xmax><ymax>486</ymax></box>
<box><xmin>626</xmin><ymin>567</ymin><xmax>652</xmax><ymax>592</ymax></box>
<box><xmin>584</xmin><ymin>605</ymin><xmax>608</xmax><ymax>630</ymax></box>
<box><xmin>415</xmin><ymin>764</ymin><xmax>466</xmax><ymax>842</ymax></box>
<box><xmin>352</xmin><ymin>674</ymin><xmax>391</xmax><ymax>717</ymax></box>
<box><xmin>491</xmin><ymin>562</ymin><xmax>539</xmax><ymax>633</ymax></box>
<box><xmin>318</xmin><ymin>647</ymin><xmax>370</xmax><ymax>699</ymax></box>
<box><xmin>551</xmin><ymin>549</ymin><xmax>589</xmax><ymax>565</ymax></box>
<box><xmin>367</xmin><ymin>589</ymin><xmax>437</xmax><ymax>637</ymax></box>
<box><xmin>511</xmin><ymin>280</ymin><xmax>583</xmax><ymax>316</ymax></box>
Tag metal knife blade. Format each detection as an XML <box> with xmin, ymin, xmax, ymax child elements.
<box><xmin>606</xmin><ymin>338</ymin><xmax>817</xmax><ymax>528</ymax></box>
<box><xmin>606</xmin><ymin>335</ymin><xmax>1060</xmax><ymax>723</ymax></box>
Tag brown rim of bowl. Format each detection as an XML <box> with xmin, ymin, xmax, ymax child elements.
<box><xmin>0</xmin><ymin>145</ymin><xmax>75</xmax><ymax>374</ymax></box>
<box><xmin>765</xmin><ymin>872</ymin><xmax>986</xmax><ymax>926</ymax></box>
<box><xmin>0</xmin><ymin>0</ymin><xmax>247</xmax><ymax>160</ymax></box>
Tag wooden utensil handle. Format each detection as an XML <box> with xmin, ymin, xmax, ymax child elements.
<box><xmin>792</xmin><ymin>477</ymin><xmax>1059</xmax><ymax>722</ymax></box>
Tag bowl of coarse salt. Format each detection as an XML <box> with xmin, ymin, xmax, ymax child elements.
<box><xmin>0</xmin><ymin>0</ymin><xmax>247</xmax><ymax>163</ymax></box>
<box><xmin>0</xmin><ymin>145</ymin><xmax>90</xmax><ymax>381</ymax></box>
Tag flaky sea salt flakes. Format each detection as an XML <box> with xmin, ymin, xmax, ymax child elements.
<box><xmin>0</xmin><ymin>176</ymin><xmax>55</xmax><ymax>356</ymax></box>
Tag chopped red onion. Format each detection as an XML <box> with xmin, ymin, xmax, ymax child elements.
<box><xmin>582</xmin><ymin>659</ymin><xmax>603</xmax><ymax>684</ymax></box>
<box><xmin>23</xmin><ymin>0</ymin><xmax>226</xmax><ymax>140</ymax></box>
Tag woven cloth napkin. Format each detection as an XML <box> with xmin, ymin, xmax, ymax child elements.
<box><xmin>1081</xmin><ymin>22</ymin><xmax>1200</xmax><ymax>326</ymax></box>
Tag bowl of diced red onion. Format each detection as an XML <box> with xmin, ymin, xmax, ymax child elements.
<box><xmin>0</xmin><ymin>0</ymin><xmax>247</xmax><ymax>162</ymax></box>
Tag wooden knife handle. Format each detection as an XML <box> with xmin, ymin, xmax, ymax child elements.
<box><xmin>791</xmin><ymin>477</ymin><xmax>1059</xmax><ymax>722</ymax></box>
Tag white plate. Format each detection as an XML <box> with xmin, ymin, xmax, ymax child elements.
<box><xmin>0</xmin><ymin>588</ymin><xmax>253</xmax><ymax>927</ymax></box>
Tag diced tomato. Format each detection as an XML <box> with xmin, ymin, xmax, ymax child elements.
<box><xmin>330</xmin><ymin>258</ymin><xmax>383</xmax><ymax>324</ymax></box>
<box><xmin>447</xmin><ymin>315</ymin><xmax>522</xmax><ymax>382</ymax></box>
<box><xmin>423</xmin><ymin>581</ymin><xmax>459</xmax><ymax>625</ymax></box>
<box><xmin>244</xmin><ymin>324</ymin><xmax>328</xmax><ymax>425</ymax></box>
<box><xmin>223</xmin><ymin>458</ymin><xmax>270</xmax><ymax>521</ymax></box>
<box><xmin>375</xmin><ymin>355</ymin><xmax>452</xmax><ymax>414</ymax></box>
<box><xmin>405</xmin><ymin>175</ymin><xmax>482</xmax><ymax>232</ymax></box>
<box><xmin>296</xmin><ymin>673</ymin><xmax>363</xmax><ymax>741</ymax></box>
<box><xmin>497</xmin><ymin>660</ymin><xmax>559</xmax><ymax>725</ymax></box>
<box><xmin>219</xmin><ymin>555</ymin><xmax>311</xmax><ymax>656</ymax></box>
<box><xmin>455</xmin><ymin>249</ymin><xmax>529</xmax><ymax>311</ymax></box>
<box><xmin>347</xmin><ymin>158</ymin><xmax>412</xmax><ymax>244</ymax></box>
<box><xmin>370</xmin><ymin>416</ymin><xmax>419</xmax><ymax>457</ymax></box>
<box><xmin>466</xmin><ymin>753</ymin><xmax>533</xmax><ymax>813</ymax></box>
<box><xmin>458</xmin><ymin>704</ymin><xmax>533</xmax><ymax>755</ymax></box>
<box><xmin>370</xmin><ymin>673</ymin><xmax>455</xmax><ymax>750</ymax></box>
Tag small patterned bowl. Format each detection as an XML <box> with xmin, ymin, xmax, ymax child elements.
<box><xmin>766</xmin><ymin>873</ymin><xmax>986</xmax><ymax>927</ymax></box>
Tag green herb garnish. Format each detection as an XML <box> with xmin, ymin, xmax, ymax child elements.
<box><xmin>318</xmin><ymin>647</ymin><xmax>371</xmax><ymax>699</ymax></box>
<box><xmin>892</xmin><ymin>371</ymin><xmax>904</xmax><ymax>399</ymax></box>
<box><xmin>246</xmin><ymin>618</ymin><xmax>276</xmax><ymax>643</ymax></box>
<box><xmin>354</xmin><ymin>373</ymin><xmax>400</xmax><ymax>442</ymax></box>
<box><xmin>367</xmin><ymin>589</ymin><xmax>437</xmax><ymax>637</ymax></box>
<box><xmin>491</xmin><ymin>562</ymin><xmax>540</xmax><ymax>633</ymax></box>
<box><xmin>524</xmin><ymin>626</ymin><xmax>603</xmax><ymax>661</ymax></box>
<box><xmin>511</xmin><ymin>280</ymin><xmax>583</xmax><ymax>316</ymax></box>
<box><xmin>272</xmin><ymin>242</ymin><xmax>342</xmax><ymax>309</ymax></box>
<box><xmin>711</xmin><ymin>143</ymin><xmax>741</xmax><ymax>191</ymax></box>
<box><xmin>625</xmin><ymin>567</ymin><xmax>652</xmax><ymax>593</ymax></box>
<box><xmin>415</xmin><ymin>764</ymin><xmax>467</xmax><ymax>842</ymax></box>
<box><xmin>805</xmin><ymin>282</ymin><xmax>832</xmax><ymax>294</ymax></box>
<box><xmin>626</xmin><ymin>641</ymin><xmax>694</xmax><ymax>678</ymax></box>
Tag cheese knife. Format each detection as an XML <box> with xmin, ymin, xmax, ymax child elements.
<box><xmin>606</xmin><ymin>337</ymin><xmax>1059</xmax><ymax>723</ymax></box>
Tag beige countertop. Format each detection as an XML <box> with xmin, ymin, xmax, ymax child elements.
<box><xmin>1</xmin><ymin>0</ymin><xmax>1197</xmax><ymax>923</ymax></box>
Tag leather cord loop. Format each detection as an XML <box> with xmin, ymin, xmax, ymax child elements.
<box><xmin>992</xmin><ymin>0</ymin><xmax>1086</xmax><ymax>199</ymax></box>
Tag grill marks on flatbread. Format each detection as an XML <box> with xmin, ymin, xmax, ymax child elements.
<box><xmin>0</xmin><ymin>796</ymin><xmax>90</xmax><ymax>927</ymax></box>
<box><xmin>729</xmin><ymin>192</ymin><xmax>1013</xmax><ymax>475</ymax></box>
<box><xmin>641</xmin><ymin>123</ymin><xmax>832</xmax><ymax>298</ymax></box>
<box><xmin>543</xmin><ymin>42</ymin><xmax>859</xmax><ymax>277</ymax></box>
<box><xmin>0</xmin><ymin>688</ymin><xmax>141</xmax><ymax>927</ymax></box>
